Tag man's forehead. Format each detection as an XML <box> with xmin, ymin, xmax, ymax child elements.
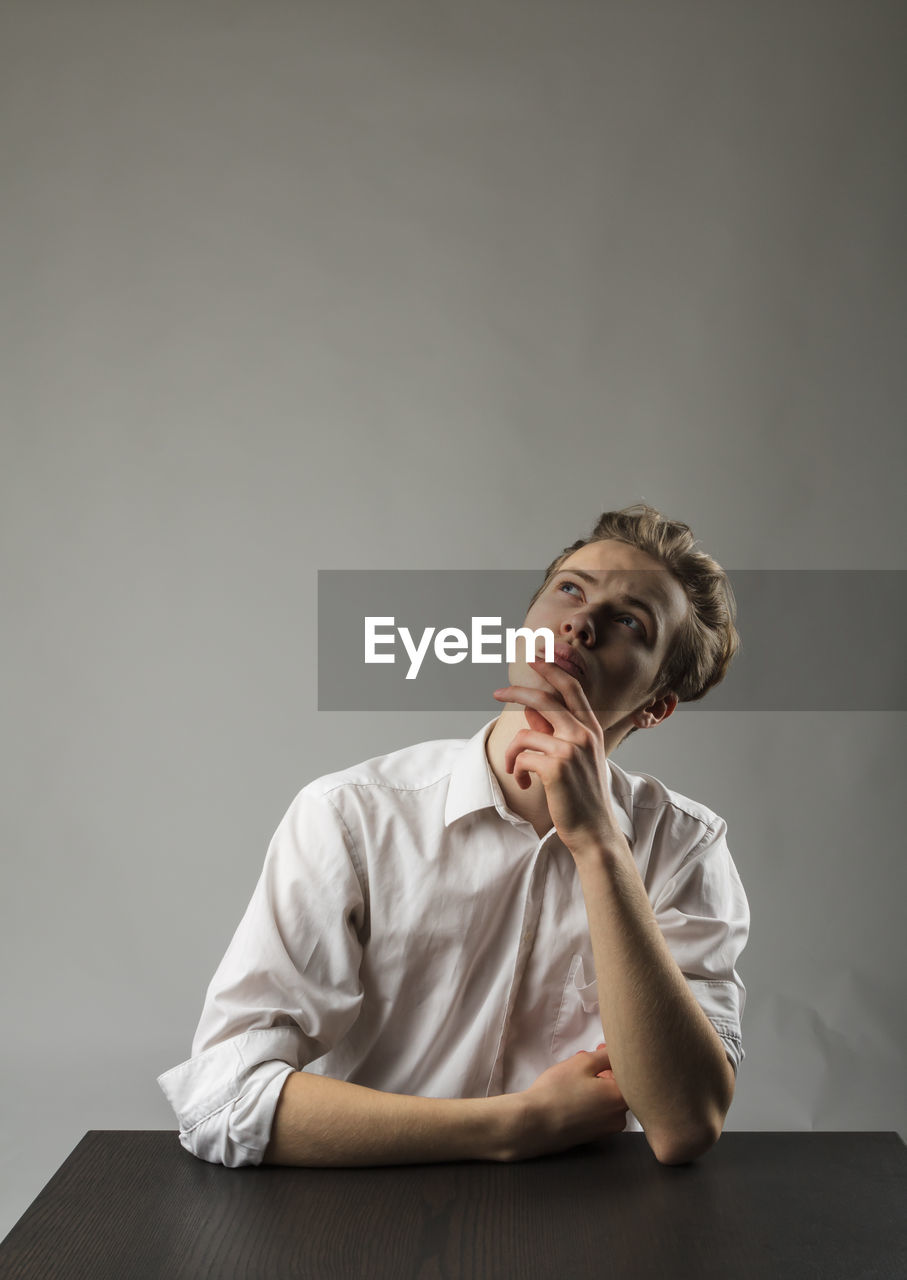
<box><xmin>558</xmin><ymin>545</ymin><xmax>674</xmax><ymax>595</ymax></box>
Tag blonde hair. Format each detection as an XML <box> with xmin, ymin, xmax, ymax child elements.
<box><xmin>531</xmin><ymin>504</ymin><xmax>739</xmax><ymax>703</ymax></box>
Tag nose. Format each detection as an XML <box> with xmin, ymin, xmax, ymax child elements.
<box><xmin>561</xmin><ymin>609</ymin><xmax>595</xmax><ymax>646</ymax></box>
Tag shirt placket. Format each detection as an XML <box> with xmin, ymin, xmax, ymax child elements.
<box><xmin>484</xmin><ymin>828</ymin><xmax>558</xmax><ymax>1097</ymax></box>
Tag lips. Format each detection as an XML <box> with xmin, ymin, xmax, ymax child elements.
<box><xmin>551</xmin><ymin>644</ymin><xmax>586</xmax><ymax>680</ymax></box>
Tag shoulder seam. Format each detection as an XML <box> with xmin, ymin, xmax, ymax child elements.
<box><xmin>608</xmin><ymin>763</ymin><xmax>718</xmax><ymax>829</ymax></box>
<box><xmin>316</xmin><ymin>775</ymin><xmax>452</xmax><ymax>800</ymax></box>
<box><xmin>628</xmin><ymin>796</ymin><xmax>716</xmax><ymax>829</ymax></box>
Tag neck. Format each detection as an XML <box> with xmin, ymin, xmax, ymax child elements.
<box><xmin>485</xmin><ymin>711</ymin><xmax>556</xmax><ymax>839</ymax></box>
<box><xmin>485</xmin><ymin>710</ymin><xmax>625</xmax><ymax>840</ymax></box>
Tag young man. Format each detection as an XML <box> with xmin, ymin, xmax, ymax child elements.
<box><xmin>159</xmin><ymin>505</ymin><xmax>749</xmax><ymax>1168</ymax></box>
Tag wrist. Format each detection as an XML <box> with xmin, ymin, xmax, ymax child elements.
<box><xmin>487</xmin><ymin>1091</ymin><xmax>532</xmax><ymax>1163</ymax></box>
<box><xmin>568</xmin><ymin>830</ymin><xmax>630</xmax><ymax>870</ymax></box>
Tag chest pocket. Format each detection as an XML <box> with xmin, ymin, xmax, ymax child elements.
<box><xmin>550</xmin><ymin>954</ymin><xmax>602</xmax><ymax>1057</ymax></box>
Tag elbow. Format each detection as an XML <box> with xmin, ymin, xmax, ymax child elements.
<box><xmin>649</xmin><ymin>1114</ymin><xmax>724</xmax><ymax>1167</ymax></box>
<box><xmin>178</xmin><ymin>1122</ymin><xmax>258</xmax><ymax>1169</ymax></box>
<box><xmin>651</xmin><ymin>1061</ymin><xmax>736</xmax><ymax>1166</ymax></box>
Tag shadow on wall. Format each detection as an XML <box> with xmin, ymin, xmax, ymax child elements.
<box><xmin>739</xmin><ymin>974</ymin><xmax>905</xmax><ymax>1133</ymax></box>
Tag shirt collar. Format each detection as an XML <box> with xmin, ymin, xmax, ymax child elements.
<box><xmin>444</xmin><ymin>717</ymin><xmax>635</xmax><ymax>844</ymax></box>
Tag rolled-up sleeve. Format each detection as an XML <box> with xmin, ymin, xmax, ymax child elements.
<box><xmin>651</xmin><ymin>817</ymin><xmax>750</xmax><ymax>1072</ymax></box>
<box><xmin>158</xmin><ymin>787</ymin><xmax>368</xmax><ymax>1165</ymax></box>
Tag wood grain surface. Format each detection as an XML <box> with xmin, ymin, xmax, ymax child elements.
<box><xmin>1</xmin><ymin>1132</ymin><xmax>904</xmax><ymax>1279</ymax></box>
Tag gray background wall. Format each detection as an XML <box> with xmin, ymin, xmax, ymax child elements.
<box><xmin>2</xmin><ymin>0</ymin><xmax>905</xmax><ymax>1239</ymax></box>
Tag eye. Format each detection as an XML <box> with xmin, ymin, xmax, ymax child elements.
<box><xmin>557</xmin><ymin>580</ymin><xmax>583</xmax><ymax>597</ymax></box>
<box><xmin>615</xmin><ymin>614</ymin><xmax>645</xmax><ymax>637</ymax></box>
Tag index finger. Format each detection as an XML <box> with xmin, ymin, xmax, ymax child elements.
<box><xmin>528</xmin><ymin>658</ymin><xmax>599</xmax><ymax>726</ymax></box>
<box><xmin>492</xmin><ymin>682</ymin><xmax>581</xmax><ymax>739</ymax></box>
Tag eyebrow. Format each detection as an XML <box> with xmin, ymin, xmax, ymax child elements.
<box><xmin>552</xmin><ymin>569</ymin><xmax>663</xmax><ymax>642</ymax></box>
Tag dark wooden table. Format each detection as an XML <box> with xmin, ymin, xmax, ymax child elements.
<box><xmin>1</xmin><ymin>1132</ymin><xmax>904</xmax><ymax>1278</ymax></box>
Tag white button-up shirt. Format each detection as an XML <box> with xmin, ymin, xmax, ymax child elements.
<box><xmin>158</xmin><ymin>720</ymin><xmax>749</xmax><ymax>1166</ymax></box>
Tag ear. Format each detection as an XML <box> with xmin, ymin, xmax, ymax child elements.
<box><xmin>631</xmin><ymin>691</ymin><xmax>678</xmax><ymax>730</ymax></box>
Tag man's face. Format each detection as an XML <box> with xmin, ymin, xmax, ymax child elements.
<box><xmin>513</xmin><ymin>540</ymin><xmax>690</xmax><ymax>744</ymax></box>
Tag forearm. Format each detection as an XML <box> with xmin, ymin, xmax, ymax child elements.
<box><xmin>264</xmin><ymin>1050</ymin><xmax>631</xmax><ymax>1167</ymax></box>
<box><xmin>575</xmin><ymin>840</ymin><xmax>736</xmax><ymax>1165</ymax></box>
<box><xmin>264</xmin><ymin>1070</ymin><xmax>519</xmax><ymax>1166</ymax></box>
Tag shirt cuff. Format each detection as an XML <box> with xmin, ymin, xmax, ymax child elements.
<box><xmin>685</xmin><ymin>977</ymin><xmax>745</xmax><ymax>1072</ymax></box>
<box><xmin>158</xmin><ymin>1027</ymin><xmax>301</xmax><ymax>1166</ymax></box>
